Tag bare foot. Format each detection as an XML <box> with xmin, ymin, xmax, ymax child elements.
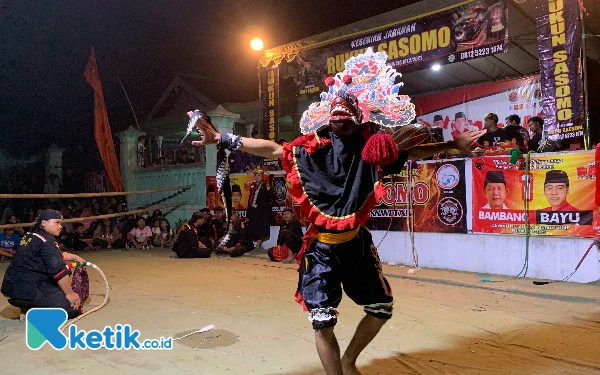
<box><xmin>341</xmin><ymin>358</ymin><xmax>362</xmax><ymax>375</ymax></box>
<box><xmin>19</xmin><ymin>313</ymin><xmax>26</xmax><ymax>323</ymax></box>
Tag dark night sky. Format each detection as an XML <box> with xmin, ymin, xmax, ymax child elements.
<box><xmin>1</xmin><ymin>0</ymin><xmax>417</xmax><ymax>155</ymax></box>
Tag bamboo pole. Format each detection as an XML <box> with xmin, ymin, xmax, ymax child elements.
<box><xmin>0</xmin><ymin>185</ymin><xmax>191</xmax><ymax>199</ymax></box>
<box><xmin>0</xmin><ymin>201</ymin><xmax>187</xmax><ymax>230</ymax></box>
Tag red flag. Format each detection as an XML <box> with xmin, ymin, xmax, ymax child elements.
<box><xmin>83</xmin><ymin>48</ymin><xmax>124</xmax><ymax>192</ymax></box>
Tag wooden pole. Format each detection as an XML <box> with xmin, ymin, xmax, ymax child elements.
<box><xmin>0</xmin><ymin>185</ymin><xmax>191</xmax><ymax>199</ymax></box>
<box><xmin>0</xmin><ymin>201</ymin><xmax>187</xmax><ymax>230</ymax></box>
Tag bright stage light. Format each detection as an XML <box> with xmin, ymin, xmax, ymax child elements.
<box><xmin>250</xmin><ymin>38</ymin><xmax>264</xmax><ymax>51</ymax></box>
<box><xmin>432</xmin><ymin>64</ymin><xmax>441</xmax><ymax>71</ymax></box>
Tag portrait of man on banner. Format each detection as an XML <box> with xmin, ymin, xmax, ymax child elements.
<box><xmin>541</xmin><ymin>170</ymin><xmax>578</xmax><ymax>211</ymax></box>
<box><xmin>482</xmin><ymin>171</ymin><xmax>509</xmax><ymax>209</ymax></box>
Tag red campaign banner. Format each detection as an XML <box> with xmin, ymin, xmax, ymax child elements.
<box><xmin>416</xmin><ymin>75</ymin><xmax>543</xmax><ymax>141</ymax></box>
<box><xmin>472</xmin><ymin>151</ymin><xmax>599</xmax><ymax>237</ymax></box>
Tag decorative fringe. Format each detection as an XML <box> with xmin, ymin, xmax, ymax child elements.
<box><xmin>362</xmin><ymin>133</ymin><xmax>398</xmax><ymax>166</ymax></box>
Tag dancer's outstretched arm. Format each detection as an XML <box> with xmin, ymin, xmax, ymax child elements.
<box><xmin>406</xmin><ymin>130</ymin><xmax>486</xmax><ymax>160</ymax></box>
<box><xmin>191</xmin><ymin>117</ymin><xmax>283</xmax><ymax>159</ymax></box>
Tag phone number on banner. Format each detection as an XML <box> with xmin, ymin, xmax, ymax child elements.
<box><xmin>459</xmin><ymin>43</ymin><xmax>504</xmax><ymax>61</ymax></box>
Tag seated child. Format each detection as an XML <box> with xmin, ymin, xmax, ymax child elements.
<box><xmin>127</xmin><ymin>217</ymin><xmax>153</xmax><ymax>249</ymax></box>
<box><xmin>153</xmin><ymin>218</ymin><xmax>175</xmax><ymax>248</ymax></box>
<box><xmin>0</xmin><ymin>227</ymin><xmax>21</xmax><ymax>260</ymax></box>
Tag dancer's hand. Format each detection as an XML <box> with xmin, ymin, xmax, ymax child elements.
<box><xmin>453</xmin><ymin>130</ymin><xmax>486</xmax><ymax>151</ymax></box>
<box><xmin>66</xmin><ymin>292</ymin><xmax>81</xmax><ymax>309</ymax></box>
<box><xmin>188</xmin><ymin>112</ymin><xmax>220</xmax><ymax>146</ymax></box>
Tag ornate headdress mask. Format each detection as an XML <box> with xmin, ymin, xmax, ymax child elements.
<box><xmin>299</xmin><ymin>48</ymin><xmax>416</xmax><ymax>135</ymax></box>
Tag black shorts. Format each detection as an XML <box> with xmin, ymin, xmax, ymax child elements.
<box><xmin>299</xmin><ymin>227</ymin><xmax>393</xmax><ymax>330</ymax></box>
<box><xmin>8</xmin><ymin>288</ymin><xmax>81</xmax><ymax>319</ymax></box>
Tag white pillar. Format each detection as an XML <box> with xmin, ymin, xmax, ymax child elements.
<box><xmin>116</xmin><ymin>126</ymin><xmax>146</xmax><ymax>195</ymax></box>
<box><xmin>245</xmin><ymin>124</ymin><xmax>255</xmax><ymax>138</ymax></box>
<box><xmin>45</xmin><ymin>145</ymin><xmax>65</xmax><ymax>184</ymax></box>
<box><xmin>156</xmin><ymin>136</ymin><xmax>164</xmax><ymax>158</ymax></box>
<box><xmin>206</xmin><ymin>105</ymin><xmax>240</xmax><ymax>173</ymax></box>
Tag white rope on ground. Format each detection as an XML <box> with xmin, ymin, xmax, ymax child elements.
<box><xmin>0</xmin><ymin>185</ymin><xmax>191</xmax><ymax>199</ymax></box>
<box><xmin>0</xmin><ymin>201</ymin><xmax>187</xmax><ymax>230</ymax></box>
<box><xmin>172</xmin><ymin>325</ymin><xmax>215</xmax><ymax>341</ymax></box>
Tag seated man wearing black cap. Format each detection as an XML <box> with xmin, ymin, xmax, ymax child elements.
<box><xmin>211</xmin><ymin>206</ymin><xmax>228</xmax><ymax>244</ymax></box>
<box><xmin>196</xmin><ymin>209</ymin><xmax>216</xmax><ymax>249</ymax></box>
<box><xmin>483</xmin><ymin>171</ymin><xmax>509</xmax><ymax>209</ymax></box>
<box><xmin>219</xmin><ymin>210</ymin><xmax>254</xmax><ymax>258</ymax></box>
<box><xmin>1</xmin><ymin>209</ymin><xmax>86</xmax><ymax>321</ymax></box>
<box><xmin>267</xmin><ymin>208</ymin><xmax>304</xmax><ymax>263</ymax></box>
<box><xmin>231</xmin><ymin>184</ymin><xmax>246</xmax><ymax>210</ymax></box>
<box><xmin>542</xmin><ymin>170</ymin><xmax>578</xmax><ymax>211</ymax></box>
<box><xmin>172</xmin><ymin>213</ymin><xmax>211</xmax><ymax>258</ymax></box>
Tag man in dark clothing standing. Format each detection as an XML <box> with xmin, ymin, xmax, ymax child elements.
<box><xmin>504</xmin><ymin>114</ymin><xmax>530</xmax><ymax>146</ymax></box>
<box><xmin>528</xmin><ymin>116</ymin><xmax>544</xmax><ymax>152</ymax></box>
<box><xmin>172</xmin><ymin>213</ymin><xmax>211</xmax><ymax>258</ymax></box>
<box><xmin>268</xmin><ymin>208</ymin><xmax>304</xmax><ymax>263</ymax></box>
<box><xmin>477</xmin><ymin>113</ymin><xmax>508</xmax><ymax>147</ymax></box>
<box><xmin>247</xmin><ymin>167</ymin><xmax>272</xmax><ymax>250</ymax></box>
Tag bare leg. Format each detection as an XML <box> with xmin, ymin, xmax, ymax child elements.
<box><xmin>341</xmin><ymin>314</ymin><xmax>388</xmax><ymax>375</ymax></box>
<box><xmin>19</xmin><ymin>308</ymin><xmax>28</xmax><ymax>323</ymax></box>
<box><xmin>254</xmin><ymin>239</ymin><xmax>263</xmax><ymax>250</ymax></box>
<box><xmin>315</xmin><ymin>327</ymin><xmax>343</xmax><ymax>375</ymax></box>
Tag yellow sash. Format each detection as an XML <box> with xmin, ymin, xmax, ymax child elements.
<box><xmin>314</xmin><ymin>226</ymin><xmax>361</xmax><ymax>244</ymax></box>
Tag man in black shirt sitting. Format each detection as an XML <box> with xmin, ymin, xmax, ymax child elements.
<box><xmin>211</xmin><ymin>206</ymin><xmax>228</xmax><ymax>244</ymax></box>
<box><xmin>504</xmin><ymin>114</ymin><xmax>530</xmax><ymax>146</ymax></box>
<box><xmin>219</xmin><ymin>210</ymin><xmax>254</xmax><ymax>258</ymax></box>
<box><xmin>527</xmin><ymin>116</ymin><xmax>544</xmax><ymax>152</ymax></box>
<box><xmin>172</xmin><ymin>213</ymin><xmax>211</xmax><ymax>258</ymax></box>
<box><xmin>477</xmin><ymin>113</ymin><xmax>508</xmax><ymax>147</ymax></box>
<box><xmin>268</xmin><ymin>208</ymin><xmax>304</xmax><ymax>263</ymax></box>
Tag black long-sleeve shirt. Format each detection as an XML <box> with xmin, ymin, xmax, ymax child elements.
<box><xmin>277</xmin><ymin>218</ymin><xmax>304</xmax><ymax>254</ymax></box>
<box><xmin>172</xmin><ymin>224</ymin><xmax>203</xmax><ymax>258</ymax></box>
<box><xmin>1</xmin><ymin>230</ymin><xmax>70</xmax><ymax>300</ymax></box>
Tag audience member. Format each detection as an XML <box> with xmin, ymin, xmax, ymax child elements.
<box><xmin>93</xmin><ymin>218</ymin><xmax>126</xmax><ymax>249</ymax></box>
<box><xmin>219</xmin><ymin>210</ymin><xmax>253</xmax><ymax>258</ymax></box>
<box><xmin>267</xmin><ymin>208</ymin><xmax>304</xmax><ymax>263</ymax></box>
<box><xmin>127</xmin><ymin>217</ymin><xmax>153</xmax><ymax>249</ymax></box>
<box><xmin>172</xmin><ymin>213</ymin><xmax>210</xmax><ymax>258</ymax></box>
<box><xmin>153</xmin><ymin>218</ymin><xmax>175</xmax><ymax>248</ymax></box>
<box><xmin>0</xmin><ymin>227</ymin><xmax>20</xmax><ymax>259</ymax></box>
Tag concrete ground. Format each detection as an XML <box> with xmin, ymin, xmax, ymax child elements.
<box><xmin>1</xmin><ymin>248</ymin><xmax>599</xmax><ymax>375</ymax></box>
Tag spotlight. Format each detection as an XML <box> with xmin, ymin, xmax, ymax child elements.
<box><xmin>250</xmin><ymin>38</ymin><xmax>264</xmax><ymax>51</ymax></box>
<box><xmin>432</xmin><ymin>64</ymin><xmax>441</xmax><ymax>71</ymax></box>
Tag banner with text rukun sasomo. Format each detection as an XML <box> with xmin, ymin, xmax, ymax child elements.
<box><xmin>535</xmin><ymin>0</ymin><xmax>584</xmax><ymax>141</ymax></box>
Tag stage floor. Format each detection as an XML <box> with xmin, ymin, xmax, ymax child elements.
<box><xmin>1</xmin><ymin>248</ymin><xmax>599</xmax><ymax>375</ymax></box>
